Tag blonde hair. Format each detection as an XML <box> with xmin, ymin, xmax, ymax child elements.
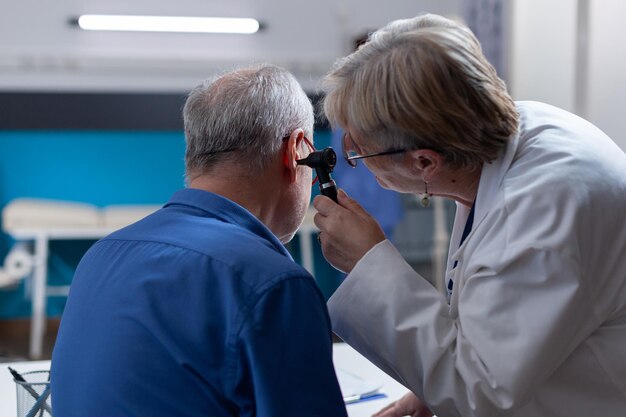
<box><xmin>322</xmin><ymin>14</ymin><xmax>519</xmax><ymax>170</ymax></box>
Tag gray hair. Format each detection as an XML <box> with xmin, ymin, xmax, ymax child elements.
<box><xmin>184</xmin><ymin>64</ymin><xmax>314</xmax><ymax>178</ymax></box>
<box><xmin>321</xmin><ymin>14</ymin><xmax>519</xmax><ymax>170</ymax></box>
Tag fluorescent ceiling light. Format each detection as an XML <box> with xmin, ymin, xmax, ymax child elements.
<box><xmin>76</xmin><ymin>15</ymin><xmax>261</xmax><ymax>34</ymax></box>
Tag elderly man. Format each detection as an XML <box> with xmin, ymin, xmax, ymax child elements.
<box><xmin>51</xmin><ymin>65</ymin><xmax>348</xmax><ymax>417</ymax></box>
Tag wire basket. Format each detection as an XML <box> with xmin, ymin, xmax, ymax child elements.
<box><xmin>13</xmin><ymin>370</ymin><xmax>52</xmax><ymax>417</ymax></box>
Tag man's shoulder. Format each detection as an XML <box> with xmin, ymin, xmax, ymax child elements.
<box><xmin>96</xmin><ymin>210</ymin><xmax>310</xmax><ymax>285</ymax></box>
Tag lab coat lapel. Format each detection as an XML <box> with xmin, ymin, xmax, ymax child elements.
<box><xmin>473</xmin><ymin>132</ymin><xmax>520</xmax><ymax>232</ymax></box>
<box><xmin>446</xmin><ymin>132</ymin><xmax>521</xmax><ymax>312</ymax></box>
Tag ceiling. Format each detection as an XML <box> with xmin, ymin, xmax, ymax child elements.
<box><xmin>0</xmin><ymin>0</ymin><xmax>462</xmax><ymax>93</ymax></box>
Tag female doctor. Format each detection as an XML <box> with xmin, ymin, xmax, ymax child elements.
<box><xmin>314</xmin><ymin>14</ymin><xmax>626</xmax><ymax>417</ymax></box>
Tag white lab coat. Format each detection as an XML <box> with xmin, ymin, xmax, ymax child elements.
<box><xmin>328</xmin><ymin>102</ymin><xmax>626</xmax><ymax>417</ymax></box>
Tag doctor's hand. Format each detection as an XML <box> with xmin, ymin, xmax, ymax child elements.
<box><xmin>313</xmin><ymin>189</ymin><xmax>385</xmax><ymax>273</ymax></box>
<box><xmin>372</xmin><ymin>392</ymin><xmax>433</xmax><ymax>417</ymax></box>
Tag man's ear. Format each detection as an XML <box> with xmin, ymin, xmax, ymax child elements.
<box><xmin>406</xmin><ymin>149</ymin><xmax>443</xmax><ymax>182</ymax></box>
<box><xmin>283</xmin><ymin>128</ymin><xmax>305</xmax><ymax>182</ymax></box>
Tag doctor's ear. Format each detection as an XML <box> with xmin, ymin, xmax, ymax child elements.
<box><xmin>409</xmin><ymin>149</ymin><xmax>443</xmax><ymax>180</ymax></box>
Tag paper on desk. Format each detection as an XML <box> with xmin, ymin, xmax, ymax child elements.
<box><xmin>336</xmin><ymin>368</ymin><xmax>383</xmax><ymax>403</ymax></box>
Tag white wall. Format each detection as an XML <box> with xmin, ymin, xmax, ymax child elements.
<box><xmin>509</xmin><ymin>0</ymin><xmax>626</xmax><ymax>151</ymax></box>
<box><xmin>509</xmin><ymin>0</ymin><xmax>578</xmax><ymax>112</ymax></box>
<box><xmin>587</xmin><ymin>0</ymin><xmax>626</xmax><ymax>150</ymax></box>
<box><xmin>0</xmin><ymin>0</ymin><xmax>462</xmax><ymax>92</ymax></box>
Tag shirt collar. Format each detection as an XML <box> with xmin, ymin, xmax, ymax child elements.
<box><xmin>164</xmin><ymin>188</ymin><xmax>292</xmax><ymax>259</ymax></box>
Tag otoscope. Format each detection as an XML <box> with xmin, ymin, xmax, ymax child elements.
<box><xmin>297</xmin><ymin>147</ymin><xmax>339</xmax><ymax>203</ymax></box>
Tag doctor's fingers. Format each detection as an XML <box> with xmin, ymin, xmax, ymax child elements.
<box><xmin>336</xmin><ymin>188</ymin><xmax>372</xmax><ymax>219</ymax></box>
<box><xmin>313</xmin><ymin>202</ymin><xmax>361</xmax><ymax>236</ymax></box>
<box><xmin>371</xmin><ymin>402</ymin><xmax>411</xmax><ymax>417</ymax></box>
<box><xmin>313</xmin><ymin>194</ymin><xmax>343</xmax><ymax>217</ymax></box>
<box><xmin>314</xmin><ymin>200</ymin><xmax>386</xmax><ymax>247</ymax></box>
<box><xmin>371</xmin><ymin>400</ymin><xmax>397</xmax><ymax>416</ymax></box>
<box><xmin>316</xmin><ymin>232</ymin><xmax>355</xmax><ymax>273</ymax></box>
<box><xmin>314</xmin><ymin>210</ymin><xmax>386</xmax><ymax>274</ymax></box>
<box><xmin>372</xmin><ymin>393</ymin><xmax>433</xmax><ymax>417</ymax></box>
<box><xmin>313</xmin><ymin>189</ymin><xmax>370</xmax><ymax>220</ymax></box>
<box><xmin>313</xmin><ymin>208</ymin><xmax>378</xmax><ymax>272</ymax></box>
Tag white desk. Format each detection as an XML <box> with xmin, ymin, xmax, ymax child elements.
<box><xmin>334</xmin><ymin>343</ymin><xmax>410</xmax><ymax>416</ymax></box>
<box><xmin>0</xmin><ymin>343</ymin><xmax>407</xmax><ymax>417</ymax></box>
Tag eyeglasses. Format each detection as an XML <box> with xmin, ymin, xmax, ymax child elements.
<box><xmin>282</xmin><ymin>135</ymin><xmax>318</xmax><ymax>184</ymax></box>
<box><xmin>342</xmin><ymin>133</ymin><xmax>407</xmax><ymax>168</ymax></box>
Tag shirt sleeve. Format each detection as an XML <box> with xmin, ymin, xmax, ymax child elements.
<box><xmin>232</xmin><ymin>275</ymin><xmax>348</xmax><ymax>417</ymax></box>
<box><xmin>328</xmin><ymin>239</ymin><xmax>595</xmax><ymax>417</ymax></box>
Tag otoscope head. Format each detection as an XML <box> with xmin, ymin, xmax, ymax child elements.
<box><xmin>296</xmin><ymin>147</ymin><xmax>336</xmax><ymax>172</ymax></box>
<box><xmin>297</xmin><ymin>147</ymin><xmax>339</xmax><ymax>203</ymax></box>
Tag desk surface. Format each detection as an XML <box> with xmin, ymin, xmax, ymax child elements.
<box><xmin>0</xmin><ymin>343</ymin><xmax>408</xmax><ymax>417</ymax></box>
<box><xmin>334</xmin><ymin>343</ymin><xmax>409</xmax><ymax>416</ymax></box>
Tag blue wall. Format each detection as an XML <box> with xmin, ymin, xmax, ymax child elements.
<box><xmin>0</xmin><ymin>130</ymin><xmax>337</xmax><ymax>318</ymax></box>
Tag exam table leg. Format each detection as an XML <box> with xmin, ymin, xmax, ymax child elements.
<box><xmin>29</xmin><ymin>234</ymin><xmax>48</xmax><ymax>359</ymax></box>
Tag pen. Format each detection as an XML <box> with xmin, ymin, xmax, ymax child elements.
<box><xmin>8</xmin><ymin>367</ymin><xmax>53</xmax><ymax>415</ymax></box>
<box><xmin>25</xmin><ymin>385</ymin><xmax>51</xmax><ymax>417</ymax></box>
<box><xmin>8</xmin><ymin>366</ymin><xmax>27</xmax><ymax>382</ymax></box>
<box><xmin>344</xmin><ymin>392</ymin><xmax>387</xmax><ymax>404</ymax></box>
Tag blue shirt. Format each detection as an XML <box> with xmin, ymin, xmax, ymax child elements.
<box><xmin>51</xmin><ymin>188</ymin><xmax>348</xmax><ymax>417</ymax></box>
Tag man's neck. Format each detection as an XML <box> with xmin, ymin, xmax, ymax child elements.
<box><xmin>188</xmin><ymin>169</ymin><xmax>279</xmax><ymax>227</ymax></box>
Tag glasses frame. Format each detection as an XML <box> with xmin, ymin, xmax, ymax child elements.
<box><xmin>342</xmin><ymin>133</ymin><xmax>407</xmax><ymax>168</ymax></box>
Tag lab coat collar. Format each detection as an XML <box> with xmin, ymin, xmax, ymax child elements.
<box><xmin>164</xmin><ymin>188</ymin><xmax>293</xmax><ymax>259</ymax></box>
<box><xmin>447</xmin><ymin>130</ymin><xmax>521</xmax><ymax>270</ymax></box>
<box><xmin>474</xmin><ymin>130</ymin><xmax>521</xmax><ymax>233</ymax></box>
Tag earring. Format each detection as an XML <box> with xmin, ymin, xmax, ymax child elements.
<box><xmin>420</xmin><ymin>182</ymin><xmax>431</xmax><ymax>208</ymax></box>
